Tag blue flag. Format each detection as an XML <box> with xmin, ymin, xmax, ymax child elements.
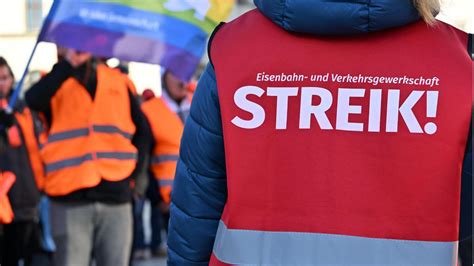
<box><xmin>39</xmin><ymin>0</ymin><xmax>234</xmax><ymax>81</ymax></box>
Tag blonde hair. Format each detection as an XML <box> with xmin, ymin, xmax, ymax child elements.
<box><xmin>413</xmin><ymin>0</ymin><xmax>441</xmax><ymax>24</ymax></box>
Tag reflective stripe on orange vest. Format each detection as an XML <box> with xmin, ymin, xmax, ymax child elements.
<box><xmin>45</xmin><ymin>152</ymin><xmax>137</xmax><ymax>174</ymax></box>
<box><xmin>41</xmin><ymin>64</ymin><xmax>137</xmax><ymax>196</ymax></box>
<box><xmin>157</xmin><ymin>179</ymin><xmax>174</xmax><ymax>187</ymax></box>
<box><xmin>151</xmin><ymin>154</ymin><xmax>179</xmax><ymax>164</ymax></box>
<box><xmin>47</xmin><ymin>128</ymin><xmax>88</xmax><ymax>143</ymax></box>
<box><xmin>142</xmin><ymin>97</ymin><xmax>185</xmax><ymax>204</ymax></box>
<box><xmin>46</xmin><ymin>125</ymin><xmax>133</xmax><ymax>144</ymax></box>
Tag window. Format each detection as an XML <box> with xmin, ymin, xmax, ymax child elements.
<box><xmin>27</xmin><ymin>0</ymin><xmax>43</xmax><ymax>32</ymax></box>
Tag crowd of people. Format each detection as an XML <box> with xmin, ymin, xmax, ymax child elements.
<box><xmin>0</xmin><ymin>48</ymin><xmax>192</xmax><ymax>265</ymax></box>
<box><xmin>1</xmin><ymin>0</ymin><xmax>473</xmax><ymax>265</ymax></box>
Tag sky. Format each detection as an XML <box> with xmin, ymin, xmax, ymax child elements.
<box><xmin>437</xmin><ymin>0</ymin><xmax>473</xmax><ymax>33</ymax></box>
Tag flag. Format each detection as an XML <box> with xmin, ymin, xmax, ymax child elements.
<box><xmin>39</xmin><ymin>0</ymin><xmax>234</xmax><ymax>81</ymax></box>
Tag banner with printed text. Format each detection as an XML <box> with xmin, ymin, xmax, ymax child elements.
<box><xmin>39</xmin><ymin>0</ymin><xmax>234</xmax><ymax>81</ymax></box>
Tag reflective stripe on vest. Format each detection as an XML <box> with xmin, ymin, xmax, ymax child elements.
<box><xmin>92</xmin><ymin>125</ymin><xmax>133</xmax><ymax>139</ymax></box>
<box><xmin>213</xmin><ymin>221</ymin><xmax>457</xmax><ymax>265</ymax></box>
<box><xmin>142</xmin><ymin>97</ymin><xmax>184</xmax><ymax>204</ymax></box>
<box><xmin>47</xmin><ymin>125</ymin><xmax>133</xmax><ymax>144</ymax></box>
<box><xmin>45</xmin><ymin>152</ymin><xmax>137</xmax><ymax>174</ymax></box>
<box><xmin>45</xmin><ymin>154</ymin><xmax>93</xmax><ymax>173</ymax></box>
<box><xmin>47</xmin><ymin>128</ymin><xmax>89</xmax><ymax>143</ymax></box>
<box><xmin>158</xmin><ymin>179</ymin><xmax>174</xmax><ymax>187</ymax></box>
<box><xmin>210</xmin><ymin>10</ymin><xmax>471</xmax><ymax>265</ymax></box>
<box><xmin>151</xmin><ymin>154</ymin><xmax>179</xmax><ymax>164</ymax></box>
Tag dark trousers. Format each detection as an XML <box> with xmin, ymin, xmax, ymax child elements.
<box><xmin>459</xmin><ymin>237</ymin><xmax>472</xmax><ymax>266</ymax></box>
<box><xmin>150</xmin><ymin>204</ymin><xmax>163</xmax><ymax>249</ymax></box>
<box><xmin>132</xmin><ymin>197</ymin><xmax>147</xmax><ymax>250</ymax></box>
<box><xmin>1</xmin><ymin>220</ymin><xmax>38</xmax><ymax>266</ymax></box>
<box><xmin>162</xmin><ymin>209</ymin><xmax>170</xmax><ymax>233</ymax></box>
<box><xmin>132</xmin><ymin>198</ymin><xmax>164</xmax><ymax>250</ymax></box>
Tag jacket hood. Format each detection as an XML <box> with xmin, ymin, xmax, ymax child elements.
<box><xmin>253</xmin><ymin>0</ymin><xmax>420</xmax><ymax>35</ymax></box>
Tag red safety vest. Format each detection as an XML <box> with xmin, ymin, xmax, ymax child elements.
<box><xmin>210</xmin><ymin>10</ymin><xmax>472</xmax><ymax>265</ymax></box>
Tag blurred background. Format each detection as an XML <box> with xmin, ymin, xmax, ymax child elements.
<box><xmin>0</xmin><ymin>0</ymin><xmax>255</xmax><ymax>98</ymax></box>
<box><xmin>0</xmin><ymin>1</ymin><xmax>471</xmax><ymax>265</ymax></box>
<box><xmin>0</xmin><ymin>0</ymin><xmax>471</xmax><ymax>98</ymax></box>
<box><xmin>1</xmin><ymin>1</ymin><xmax>255</xmax><ymax>265</ymax></box>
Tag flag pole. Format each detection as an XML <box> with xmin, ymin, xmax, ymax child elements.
<box><xmin>4</xmin><ymin>0</ymin><xmax>59</xmax><ymax>114</ymax></box>
<box><xmin>5</xmin><ymin>41</ymin><xmax>40</xmax><ymax>114</ymax></box>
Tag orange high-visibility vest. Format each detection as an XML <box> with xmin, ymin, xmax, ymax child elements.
<box><xmin>0</xmin><ymin>172</ymin><xmax>15</xmax><ymax>224</ymax></box>
<box><xmin>41</xmin><ymin>64</ymin><xmax>137</xmax><ymax>196</ymax></box>
<box><xmin>141</xmin><ymin>97</ymin><xmax>184</xmax><ymax>204</ymax></box>
<box><xmin>125</xmin><ymin>74</ymin><xmax>138</xmax><ymax>96</ymax></box>
<box><xmin>15</xmin><ymin>107</ymin><xmax>45</xmax><ymax>190</ymax></box>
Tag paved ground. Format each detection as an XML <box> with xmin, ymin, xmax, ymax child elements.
<box><xmin>133</xmin><ymin>257</ymin><xmax>167</xmax><ymax>266</ymax></box>
<box><xmin>30</xmin><ymin>255</ymin><xmax>167</xmax><ymax>266</ymax></box>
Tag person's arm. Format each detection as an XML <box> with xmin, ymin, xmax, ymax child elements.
<box><xmin>128</xmin><ymin>89</ymin><xmax>152</xmax><ymax>196</ymax></box>
<box><xmin>0</xmin><ymin>111</ymin><xmax>11</xmax><ymax>152</ymax></box>
<box><xmin>25</xmin><ymin>60</ymin><xmax>73</xmax><ymax>112</ymax></box>
<box><xmin>167</xmin><ymin>64</ymin><xmax>227</xmax><ymax>265</ymax></box>
<box><xmin>25</xmin><ymin>50</ymin><xmax>91</xmax><ymax>112</ymax></box>
<box><xmin>0</xmin><ymin>110</ymin><xmax>14</xmax><ymax>128</ymax></box>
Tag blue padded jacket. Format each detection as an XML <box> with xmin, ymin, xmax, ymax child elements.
<box><xmin>168</xmin><ymin>1</ymin><xmax>471</xmax><ymax>265</ymax></box>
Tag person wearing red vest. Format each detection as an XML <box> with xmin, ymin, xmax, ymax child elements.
<box><xmin>167</xmin><ymin>0</ymin><xmax>473</xmax><ymax>265</ymax></box>
<box><xmin>25</xmin><ymin>49</ymin><xmax>151</xmax><ymax>266</ymax></box>
<box><xmin>0</xmin><ymin>56</ymin><xmax>45</xmax><ymax>265</ymax></box>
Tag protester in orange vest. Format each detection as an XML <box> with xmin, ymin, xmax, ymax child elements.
<box><xmin>141</xmin><ymin>71</ymin><xmax>192</xmax><ymax>236</ymax></box>
<box><xmin>25</xmin><ymin>49</ymin><xmax>151</xmax><ymax>266</ymax></box>
<box><xmin>0</xmin><ymin>56</ymin><xmax>45</xmax><ymax>266</ymax></box>
<box><xmin>168</xmin><ymin>0</ymin><xmax>472</xmax><ymax>265</ymax></box>
<box><xmin>130</xmin><ymin>89</ymin><xmax>162</xmax><ymax>260</ymax></box>
<box><xmin>142</xmin><ymin>71</ymin><xmax>191</xmax><ymax>205</ymax></box>
<box><xmin>142</xmin><ymin>88</ymin><xmax>155</xmax><ymax>102</ymax></box>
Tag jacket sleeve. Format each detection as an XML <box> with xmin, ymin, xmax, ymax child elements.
<box><xmin>167</xmin><ymin>63</ymin><xmax>227</xmax><ymax>265</ymax></box>
<box><xmin>25</xmin><ymin>60</ymin><xmax>74</xmax><ymax>113</ymax></box>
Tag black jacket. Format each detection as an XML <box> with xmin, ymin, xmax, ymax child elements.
<box><xmin>25</xmin><ymin>60</ymin><xmax>152</xmax><ymax>203</ymax></box>
<box><xmin>0</xmin><ymin>100</ymin><xmax>41</xmax><ymax>221</ymax></box>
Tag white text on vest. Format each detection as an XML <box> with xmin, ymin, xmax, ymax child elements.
<box><xmin>231</xmin><ymin>86</ymin><xmax>439</xmax><ymax>135</ymax></box>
